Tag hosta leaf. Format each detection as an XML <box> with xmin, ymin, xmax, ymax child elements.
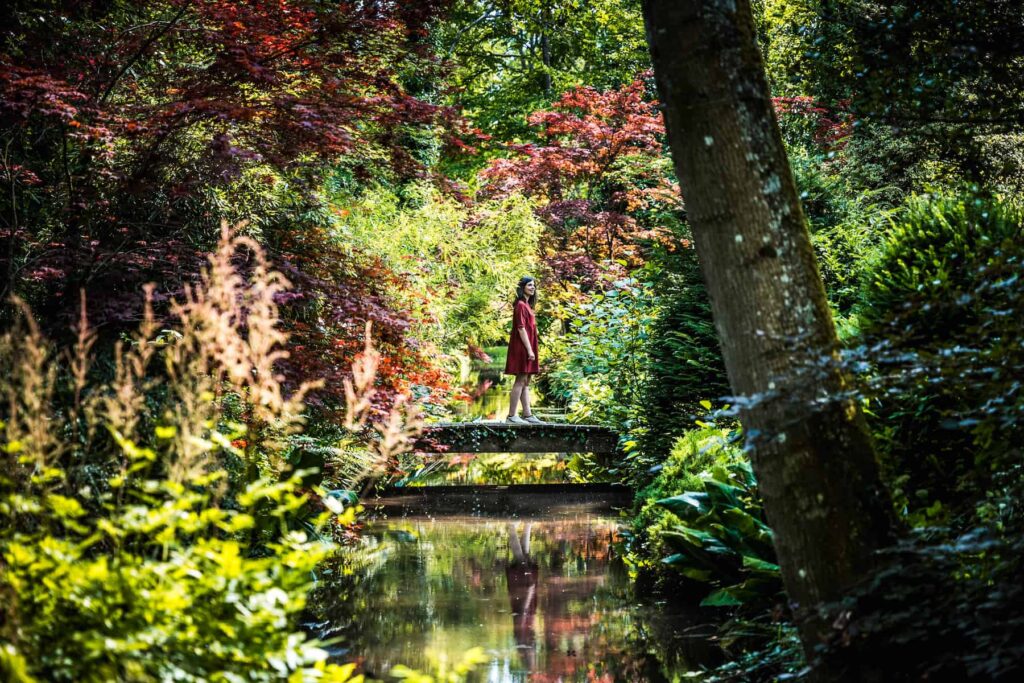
<box><xmin>741</xmin><ymin>555</ymin><xmax>780</xmax><ymax>574</ymax></box>
<box><xmin>700</xmin><ymin>588</ymin><xmax>745</xmax><ymax>607</ymax></box>
<box><xmin>655</xmin><ymin>492</ymin><xmax>710</xmax><ymax>517</ymax></box>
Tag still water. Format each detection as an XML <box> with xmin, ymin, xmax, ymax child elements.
<box><xmin>319</xmin><ymin>493</ymin><xmax>719</xmax><ymax>682</ymax></box>
<box><xmin>309</xmin><ymin>351</ymin><xmax>718</xmax><ymax>680</ymax></box>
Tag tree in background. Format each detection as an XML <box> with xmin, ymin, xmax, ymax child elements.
<box><xmin>759</xmin><ymin>0</ymin><xmax>1024</xmax><ymax>194</ymax></box>
<box><xmin>642</xmin><ymin>0</ymin><xmax>897</xmax><ymax>676</ymax></box>
<box><xmin>436</xmin><ymin>0</ymin><xmax>650</xmax><ymax>141</ymax></box>
<box><xmin>481</xmin><ymin>78</ymin><xmax>683</xmax><ymax>304</ymax></box>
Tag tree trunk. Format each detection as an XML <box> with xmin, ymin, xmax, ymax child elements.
<box><xmin>540</xmin><ymin>8</ymin><xmax>553</xmax><ymax>95</ymax></box>
<box><xmin>641</xmin><ymin>0</ymin><xmax>898</xmax><ymax>675</ymax></box>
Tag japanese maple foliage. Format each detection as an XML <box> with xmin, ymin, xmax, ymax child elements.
<box><xmin>0</xmin><ymin>0</ymin><xmax>456</xmax><ymax>412</ymax></box>
<box><xmin>480</xmin><ymin>77</ymin><xmax>683</xmax><ymax>283</ymax></box>
<box><xmin>773</xmin><ymin>96</ymin><xmax>855</xmax><ymax>151</ymax></box>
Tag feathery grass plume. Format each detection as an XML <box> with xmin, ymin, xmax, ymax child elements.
<box><xmin>334</xmin><ymin>321</ymin><xmax>423</xmax><ymax>491</ymax></box>
<box><xmin>65</xmin><ymin>291</ymin><xmax>98</xmax><ymax>445</ymax></box>
<box><xmin>0</xmin><ymin>297</ymin><xmax>59</xmax><ymax>489</ymax></box>
<box><xmin>162</xmin><ymin>221</ymin><xmax>322</xmax><ymax>484</ymax></box>
<box><xmin>102</xmin><ymin>284</ymin><xmax>158</xmax><ymax>442</ymax></box>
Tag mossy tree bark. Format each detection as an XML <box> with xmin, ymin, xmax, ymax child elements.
<box><xmin>641</xmin><ymin>0</ymin><xmax>898</xmax><ymax>676</ymax></box>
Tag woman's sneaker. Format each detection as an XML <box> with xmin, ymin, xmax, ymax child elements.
<box><xmin>506</xmin><ymin>415</ymin><xmax>528</xmax><ymax>424</ymax></box>
<box><xmin>523</xmin><ymin>414</ymin><xmax>546</xmax><ymax>425</ymax></box>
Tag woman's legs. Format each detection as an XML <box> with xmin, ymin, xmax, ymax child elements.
<box><xmin>520</xmin><ymin>374</ymin><xmax>533</xmax><ymax>417</ymax></box>
<box><xmin>508</xmin><ymin>374</ymin><xmax>528</xmax><ymax>417</ymax></box>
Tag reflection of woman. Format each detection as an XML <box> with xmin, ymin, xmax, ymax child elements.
<box><xmin>505</xmin><ymin>277</ymin><xmax>545</xmax><ymax>424</ymax></box>
<box><xmin>505</xmin><ymin>523</ymin><xmax>538</xmax><ymax>672</ymax></box>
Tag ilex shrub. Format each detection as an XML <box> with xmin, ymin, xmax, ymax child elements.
<box><xmin>855</xmin><ymin>193</ymin><xmax>1024</xmax><ymax>519</ymax></box>
<box><xmin>0</xmin><ymin>225</ymin><xmax>418</xmax><ymax>682</ymax></box>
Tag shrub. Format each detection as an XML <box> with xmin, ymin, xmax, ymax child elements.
<box><xmin>628</xmin><ymin>427</ymin><xmax>781</xmax><ymax>607</ymax></box>
<box><xmin>545</xmin><ymin>273</ymin><xmax>658</xmax><ymax>438</ymax></box>
<box><xmin>637</xmin><ymin>247</ymin><xmax>728</xmax><ymax>466</ymax></box>
<box><xmin>0</xmin><ymin>225</ymin><xmax>416</xmax><ymax>682</ymax></box>
<box><xmin>854</xmin><ymin>193</ymin><xmax>1024</xmax><ymax>517</ymax></box>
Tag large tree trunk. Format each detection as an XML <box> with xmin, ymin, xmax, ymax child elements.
<box><xmin>641</xmin><ymin>0</ymin><xmax>898</xmax><ymax>675</ymax></box>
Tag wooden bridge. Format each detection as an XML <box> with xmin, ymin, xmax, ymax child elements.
<box><xmin>413</xmin><ymin>422</ymin><xmax>619</xmax><ymax>454</ymax></box>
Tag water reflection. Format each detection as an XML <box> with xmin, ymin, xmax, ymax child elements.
<box><xmin>315</xmin><ymin>507</ymin><xmax>717</xmax><ymax>682</ymax></box>
<box><xmin>506</xmin><ymin>523</ymin><xmax>538</xmax><ymax>672</ymax></box>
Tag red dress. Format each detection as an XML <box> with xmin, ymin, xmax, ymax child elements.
<box><xmin>504</xmin><ymin>299</ymin><xmax>539</xmax><ymax>375</ymax></box>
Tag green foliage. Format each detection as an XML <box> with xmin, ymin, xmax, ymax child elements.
<box><xmin>0</xmin><ymin>232</ymin><xmax>382</xmax><ymax>682</ymax></box>
<box><xmin>637</xmin><ymin>247</ymin><xmax>728</xmax><ymax>464</ymax></box>
<box><xmin>854</xmin><ymin>193</ymin><xmax>1024</xmax><ymax>516</ymax></box>
<box><xmin>336</xmin><ymin>184</ymin><xmax>543</xmax><ymax>349</ymax></box>
<box><xmin>1</xmin><ymin>465</ymin><xmax>352</xmax><ymax>683</ymax></box>
<box><xmin>858</xmin><ymin>193</ymin><xmax>1023</xmax><ymax>340</ymax></box>
<box><xmin>758</xmin><ymin>0</ymin><xmax>1024</xmax><ymax>194</ymax></box>
<box><xmin>628</xmin><ymin>427</ymin><xmax>781</xmax><ymax>607</ymax></box>
<box><xmin>698</xmin><ymin>619</ymin><xmax>804</xmax><ymax>683</ymax></box>
<box><xmin>546</xmin><ymin>274</ymin><xmax>658</xmax><ymax>432</ymax></box>
<box><xmin>436</xmin><ymin>0</ymin><xmax>650</xmax><ymax>146</ymax></box>
<box><xmin>821</xmin><ymin>522</ymin><xmax>1024</xmax><ymax>680</ymax></box>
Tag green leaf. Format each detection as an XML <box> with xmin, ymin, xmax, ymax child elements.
<box><xmin>656</xmin><ymin>492</ymin><xmax>709</xmax><ymax>517</ymax></box>
<box><xmin>741</xmin><ymin>555</ymin><xmax>780</xmax><ymax>574</ymax></box>
<box><xmin>703</xmin><ymin>478</ymin><xmax>742</xmax><ymax>508</ymax></box>
<box><xmin>700</xmin><ymin>588</ymin><xmax>745</xmax><ymax>607</ymax></box>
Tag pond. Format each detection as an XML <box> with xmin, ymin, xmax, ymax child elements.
<box><xmin>310</xmin><ymin>490</ymin><xmax>722</xmax><ymax>682</ymax></box>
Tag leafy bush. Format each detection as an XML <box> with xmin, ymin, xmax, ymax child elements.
<box><xmin>0</xmin><ymin>226</ymin><xmax>415</xmax><ymax>682</ymax></box>
<box><xmin>637</xmin><ymin>247</ymin><xmax>728</xmax><ymax>466</ymax></box>
<box><xmin>783</xmin><ymin>142</ymin><xmax>897</xmax><ymax>321</ymax></box>
<box><xmin>854</xmin><ymin>193</ymin><xmax>1024</xmax><ymax>517</ymax></box>
<box><xmin>821</xmin><ymin>522</ymin><xmax>1024</xmax><ymax>681</ymax></box>
<box><xmin>545</xmin><ymin>273</ymin><xmax>658</xmax><ymax>434</ymax></box>
<box><xmin>628</xmin><ymin>427</ymin><xmax>781</xmax><ymax>607</ymax></box>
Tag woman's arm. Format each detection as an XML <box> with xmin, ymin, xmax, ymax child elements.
<box><xmin>518</xmin><ymin>326</ymin><xmax>535</xmax><ymax>360</ymax></box>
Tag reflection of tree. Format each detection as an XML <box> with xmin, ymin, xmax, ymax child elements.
<box><xmin>501</xmin><ymin>520</ymin><xmax>632</xmax><ymax>681</ymax></box>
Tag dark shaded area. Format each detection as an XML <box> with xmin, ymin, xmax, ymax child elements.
<box><xmin>368</xmin><ymin>483</ymin><xmax>633</xmax><ymax>517</ymax></box>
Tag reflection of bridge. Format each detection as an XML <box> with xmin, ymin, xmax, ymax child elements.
<box><xmin>413</xmin><ymin>422</ymin><xmax>619</xmax><ymax>455</ymax></box>
<box><xmin>372</xmin><ymin>483</ymin><xmax>632</xmax><ymax>516</ymax></box>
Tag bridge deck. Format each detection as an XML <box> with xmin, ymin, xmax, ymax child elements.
<box><xmin>413</xmin><ymin>422</ymin><xmax>619</xmax><ymax>454</ymax></box>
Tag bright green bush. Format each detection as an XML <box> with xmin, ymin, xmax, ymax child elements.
<box><xmin>335</xmin><ymin>183</ymin><xmax>543</xmax><ymax>350</ymax></box>
<box><xmin>855</xmin><ymin>193</ymin><xmax>1024</xmax><ymax>517</ymax></box>
<box><xmin>545</xmin><ymin>273</ymin><xmax>658</xmax><ymax>435</ymax></box>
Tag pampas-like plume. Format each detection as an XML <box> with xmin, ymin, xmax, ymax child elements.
<box><xmin>339</xmin><ymin>321</ymin><xmax>423</xmax><ymax>490</ymax></box>
<box><xmin>1</xmin><ymin>220</ymin><xmax>420</xmax><ymax>495</ymax></box>
<box><xmin>0</xmin><ymin>297</ymin><xmax>59</xmax><ymax>485</ymax></box>
<box><xmin>161</xmin><ymin>221</ymin><xmax>323</xmax><ymax>482</ymax></box>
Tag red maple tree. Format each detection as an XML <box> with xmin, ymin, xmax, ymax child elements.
<box><xmin>480</xmin><ymin>77</ymin><xmax>683</xmax><ymax>291</ymax></box>
<box><xmin>0</xmin><ymin>0</ymin><xmax>458</xmax><ymax>411</ymax></box>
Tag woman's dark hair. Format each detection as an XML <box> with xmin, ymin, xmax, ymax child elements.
<box><xmin>515</xmin><ymin>276</ymin><xmax>537</xmax><ymax>307</ymax></box>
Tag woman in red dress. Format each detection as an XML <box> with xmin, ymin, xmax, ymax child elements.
<box><xmin>504</xmin><ymin>276</ymin><xmax>544</xmax><ymax>424</ymax></box>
